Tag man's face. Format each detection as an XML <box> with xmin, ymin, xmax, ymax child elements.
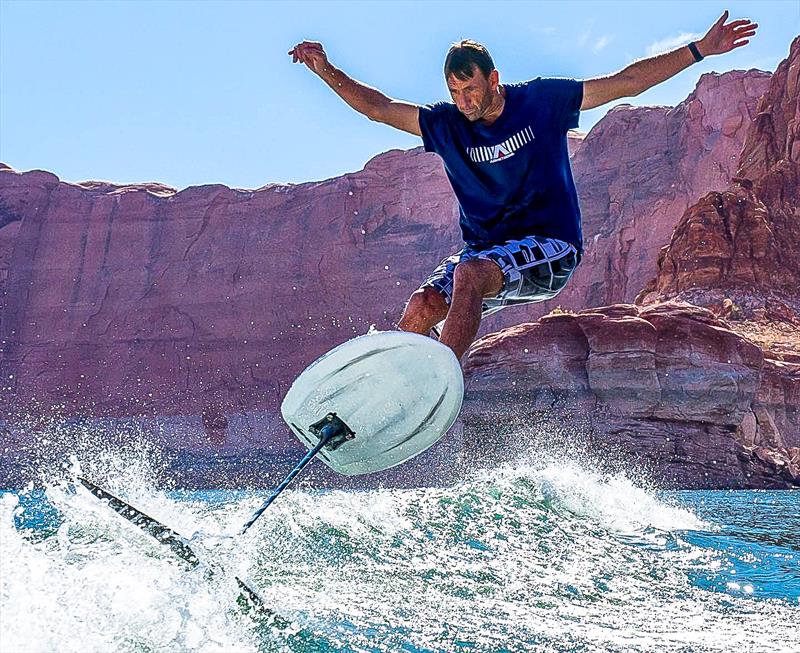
<box><xmin>446</xmin><ymin>66</ymin><xmax>499</xmax><ymax>122</ymax></box>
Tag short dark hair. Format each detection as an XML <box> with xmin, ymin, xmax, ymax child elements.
<box><xmin>444</xmin><ymin>40</ymin><xmax>495</xmax><ymax>80</ymax></box>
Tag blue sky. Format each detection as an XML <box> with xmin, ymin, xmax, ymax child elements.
<box><xmin>1</xmin><ymin>0</ymin><xmax>797</xmax><ymax>189</ymax></box>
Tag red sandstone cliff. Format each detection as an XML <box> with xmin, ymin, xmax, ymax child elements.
<box><xmin>638</xmin><ymin>37</ymin><xmax>800</xmax><ymax>317</ymax></box>
<box><xmin>0</xmin><ymin>150</ymin><xmax>459</xmax><ymax>421</ymax></box>
<box><xmin>0</xmin><ymin>54</ymin><xmax>790</xmax><ymax>487</ymax></box>
<box><xmin>0</xmin><ymin>70</ymin><xmax>767</xmax><ymax>419</ymax></box>
<box><xmin>566</xmin><ymin>70</ymin><xmax>771</xmax><ymax>306</ymax></box>
<box><xmin>463</xmin><ymin>302</ymin><xmax>799</xmax><ymax>489</ymax></box>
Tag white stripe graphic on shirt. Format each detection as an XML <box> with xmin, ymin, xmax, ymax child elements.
<box><xmin>467</xmin><ymin>125</ymin><xmax>535</xmax><ymax>164</ymax></box>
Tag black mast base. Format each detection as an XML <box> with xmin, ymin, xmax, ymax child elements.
<box><xmin>309</xmin><ymin>412</ymin><xmax>356</xmax><ymax>451</ymax></box>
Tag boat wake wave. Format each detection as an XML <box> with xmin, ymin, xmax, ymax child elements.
<box><xmin>1</xmin><ymin>448</ymin><xmax>797</xmax><ymax>653</ymax></box>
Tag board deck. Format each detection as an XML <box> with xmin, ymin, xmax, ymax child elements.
<box><xmin>281</xmin><ymin>330</ymin><xmax>464</xmax><ymax>475</ymax></box>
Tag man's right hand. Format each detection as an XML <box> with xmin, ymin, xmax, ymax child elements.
<box><xmin>287</xmin><ymin>41</ymin><xmax>422</xmax><ymax>137</ymax></box>
<box><xmin>288</xmin><ymin>41</ymin><xmax>329</xmax><ymax>76</ymax></box>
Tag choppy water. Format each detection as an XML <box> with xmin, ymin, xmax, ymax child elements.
<box><xmin>1</xmin><ymin>457</ymin><xmax>798</xmax><ymax>653</ymax></box>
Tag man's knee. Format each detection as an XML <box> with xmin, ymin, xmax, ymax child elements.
<box><xmin>452</xmin><ymin>259</ymin><xmax>503</xmax><ymax>297</ymax></box>
<box><xmin>405</xmin><ymin>286</ymin><xmax>448</xmax><ymax>320</ymax></box>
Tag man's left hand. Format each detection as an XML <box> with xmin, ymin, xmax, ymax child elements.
<box><xmin>698</xmin><ymin>10</ymin><xmax>758</xmax><ymax>57</ymax></box>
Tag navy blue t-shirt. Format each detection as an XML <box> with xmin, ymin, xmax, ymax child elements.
<box><xmin>418</xmin><ymin>77</ymin><xmax>584</xmax><ymax>253</ymax></box>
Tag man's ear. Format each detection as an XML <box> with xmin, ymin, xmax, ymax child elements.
<box><xmin>489</xmin><ymin>69</ymin><xmax>500</xmax><ymax>90</ymax></box>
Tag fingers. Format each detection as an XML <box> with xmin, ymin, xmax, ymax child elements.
<box><xmin>733</xmin><ymin>29</ymin><xmax>758</xmax><ymax>41</ymax></box>
<box><xmin>710</xmin><ymin>14</ymin><xmax>757</xmax><ymax>52</ymax></box>
<box><xmin>732</xmin><ymin>23</ymin><xmax>758</xmax><ymax>35</ymax></box>
<box><xmin>288</xmin><ymin>41</ymin><xmax>325</xmax><ymax>65</ymax></box>
<box><xmin>730</xmin><ymin>22</ymin><xmax>757</xmax><ymax>48</ymax></box>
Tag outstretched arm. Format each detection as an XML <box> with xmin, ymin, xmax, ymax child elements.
<box><xmin>289</xmin><ymin>41</ymin><xmax>422</xmax><ymax>136</ymax></box>
<box><xmin>581</xmin><ymin>10</ymin><xmax>758</xmax><ymax>111</ymax></box>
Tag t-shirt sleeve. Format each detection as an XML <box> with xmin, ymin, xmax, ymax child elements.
<box><xmin>418</xmin><ymin>101</ymin><xmax>453</xmax><ymax>154</ymax></box>
<box><xmin>537</xmin><ymin>78</ymin><xmax>583</xmax><ymax>132</ymax></box>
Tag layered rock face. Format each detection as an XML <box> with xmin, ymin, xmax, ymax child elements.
<box><xmin>0</xmin><ymin>150</ymin><xmax>461</xmax><ymax>422</ymax></box>
<box><xmin>0</xmin><ymin>70</ymin><xmax>768</xmax><ymax>417</ymax></box>
<box><xmin>0</xmin><ymin>150</ymin><xmax>475</xmax><ymax>488</ymax></box>
<box><xmin>464</xmin><ymin>38</ymin><xmax>800</xmax><ymax>488</ymax></box>
<box><xmin>567</xmin><ymin>70</ymin><xmax>771</xmax><ymax>306</ymax></box>
<box><xmin>463</xmin><ymin>302</ymin><xmax>799</xmax><ymax>489</ymax></box>
<box><xmin>0</xmin><ymin>52</ymin><xmax>791</xmax><ymax>487</ymax></box>
<box><xmin>639</xmin><ymin>37</ymin><xmax>800</xmax><ymax>314</ymax></box>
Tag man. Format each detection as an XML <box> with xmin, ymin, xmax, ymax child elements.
<box><xmin>289</xmin><ymin>11</ymin><xmax>756</xmax><ymax>362</ymax></box>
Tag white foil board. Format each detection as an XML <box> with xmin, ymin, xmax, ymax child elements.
<box><xmin>281</xmin><ymin>331</ymin><xmax>464</xmax><ymax>476</ymax></box>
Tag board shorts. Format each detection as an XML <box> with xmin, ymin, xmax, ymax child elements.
<box><xmin>419</xmin><ymin>235</ymin><xmax>580</xmax><ymax>332</ymax></box>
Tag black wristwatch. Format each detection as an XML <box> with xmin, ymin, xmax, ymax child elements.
<box><xmin>688</xmin><ymin>41</ymin><xmax>704</xmax><ymax>62</ymax></box>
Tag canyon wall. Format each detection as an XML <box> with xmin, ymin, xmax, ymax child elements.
<box><xmin>1</xmin><ymin>48</ymin><xmax>793</xmax><ymax>488</ymax></box>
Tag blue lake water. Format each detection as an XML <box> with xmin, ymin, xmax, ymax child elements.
<box><xmin>1</xmin><ymin>460</ymin><xmax>798</xmax><ymax>652</ymax></box>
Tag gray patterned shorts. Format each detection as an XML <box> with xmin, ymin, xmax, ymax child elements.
<box><xmin>420</xmin><ymin>235</ymin><xmax>580</xmax><ymax>322</ymax></box>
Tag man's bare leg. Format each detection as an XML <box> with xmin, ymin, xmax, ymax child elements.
<box><xmin>439</xmin><ymin>259</ymin><xmax>504</xmax><ymax>361</ymax></box>
<box><xmin>398</xmin><ymin>286</ymin><xmax>450</xmax><ymax>335</ymax></box>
